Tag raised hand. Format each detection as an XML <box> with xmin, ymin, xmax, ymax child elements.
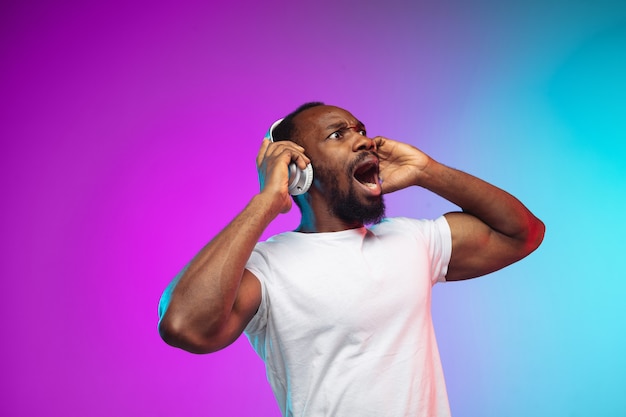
<box><xmin>374</xmin><ymin>136</ymin><xmax>432</xmax><ymax>194</ymax></box>
<box><xmin>256</xmin><ymin>138</ymin><xmax>310</xmax><ymax>214</ymax></box>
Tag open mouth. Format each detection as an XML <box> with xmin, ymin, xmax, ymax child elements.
<box><xmin>353</xmin><ymin>157</ymin><xmax>380</xmax><ymax>190</ymax></box>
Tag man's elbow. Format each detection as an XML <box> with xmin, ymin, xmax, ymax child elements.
<box><xmin>158</xmin><ymin>312</ymin><xmax>222</xmax><ymax>354</ymax></box>
<box><xmin>522</xmin><ymin>216</ymin><xmax>546</xmax><ymax>256</ymax></box>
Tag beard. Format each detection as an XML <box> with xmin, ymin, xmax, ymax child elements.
<box><xmin>314</xmin><ymin>157</ymin><xmax>386</xmax><ymax>225</ymax></box>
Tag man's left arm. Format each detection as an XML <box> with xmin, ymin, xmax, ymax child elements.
<box><xmin>376</xmin><ymin>137</ymin><xmax>545</xmax><ymax>281</ymax></box>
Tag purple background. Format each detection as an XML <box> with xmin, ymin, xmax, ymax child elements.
<box><xmin>2</xmin><ymin>0</ymin><xmax>625</xmax><ymax>416</ymax></box>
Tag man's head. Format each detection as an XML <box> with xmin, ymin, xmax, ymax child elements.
<box><xmin>274</xmin><ymin>103</ymin><xmax>385</xmax><ymax>227</ymax></box>
<box><xmin>271</xmin><ymin>102</ymin><xmax>325</xmax><ymax>145</ymax></box>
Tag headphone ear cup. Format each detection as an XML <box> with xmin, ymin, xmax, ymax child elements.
<box><xmin>266</xmin><ymin>118</ymin><xmax>314</xmax><ymax>196</ymax></box>
<box><xmin>288</xmin><ymin>163</ymin><xmax>313</xmax><ymax>196</ymax></box>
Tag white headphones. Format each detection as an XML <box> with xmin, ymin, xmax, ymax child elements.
<box><xmin>265</xmin><ymin>118</ymin><xmax>314</xmax><ymax>196</ymax></box>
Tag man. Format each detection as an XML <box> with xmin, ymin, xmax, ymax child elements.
<box><xmin>158</xmin><ymin>102</ymin><xmax>545</xmax><ymax>416</ymax></box>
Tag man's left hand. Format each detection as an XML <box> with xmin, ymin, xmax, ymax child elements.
<box><xmin>375</xmin><ymin>136</ymin><xmax>431</xmax><ymax>194</ymax></box>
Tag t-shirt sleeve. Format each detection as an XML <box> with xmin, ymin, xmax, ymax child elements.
<box><xmin>391</xmin><ymin>216</ymin><xmax>451</xmax><ymax>285</ymax></box>
<box><xmin>243</xmin><ymin>247</ymin><xmax>269</xmax><ymax>336</ymax></box>
<box><xmin>430</xmin><ymin>216</ymin><xmax>452</xmax><ymax>284</ymax></box>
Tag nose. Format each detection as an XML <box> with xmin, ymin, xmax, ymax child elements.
<box><xmin>352</xmin><ymin>132</ymin><xmax>376</xmax><ymax>152</ymax></box>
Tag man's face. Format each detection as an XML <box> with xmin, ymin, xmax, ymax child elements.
<box><xmin>293</xmin><ymin>105</ymin><xmax>385</xmax><ymax>224</ymax></box>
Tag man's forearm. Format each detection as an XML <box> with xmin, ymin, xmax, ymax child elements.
<box><xmin>418</xmin><ymin>159</ymin><xmax>542</xmax><ymax>242</ymax></box>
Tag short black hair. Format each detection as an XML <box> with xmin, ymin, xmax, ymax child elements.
<box><xmin>272</xmin><ymin>101</ymin><xmax>325</xmax><ymax>144</ymax></box>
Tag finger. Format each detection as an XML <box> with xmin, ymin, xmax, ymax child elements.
<box><xmin>292</xmin><ymin>153</ymin><xmax>311</xmax><ymax>170</ymax></box>
<box><xmin>276</xmin><ymin>148</ymin><xmax>310</xmax><ymax>170</ymax></box>
<box><xmin>373</xmin><ymin>136</ymin><xmax>386</xmax><ymax>149</ymax></box>
<box><xmin>272</xmin><ymin>140</ymin><xmax>306</xmax><ymax>155</ymax></box>
<box><xmin>264</xmin><ymin>140</ymin><xmax>310</xmax><ymax>167</ymax></box>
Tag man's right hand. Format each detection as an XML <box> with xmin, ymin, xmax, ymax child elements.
<box><xmin>256</xmin><ymin>138</ymin><xmax>311</xmax><ymax>214</ymax></box>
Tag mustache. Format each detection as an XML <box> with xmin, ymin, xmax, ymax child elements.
<box><xmin>347</xmin><ymin>151</ymin><xmax>379</xmax><ymax>174</ymax></box>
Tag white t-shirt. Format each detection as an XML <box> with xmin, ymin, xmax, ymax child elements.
<box><xmin>244</xmin><ymin>217</ymin><xmax>452</xmax><ymax>417</ymax></box>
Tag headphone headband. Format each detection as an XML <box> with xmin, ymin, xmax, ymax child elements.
<box><xmin>265</xmin><ymin>118</ymin><xmax>285</xmax><ymax>142</ymax></box>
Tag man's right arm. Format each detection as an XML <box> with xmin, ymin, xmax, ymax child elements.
<box><xmin>158</xmin><ymin>194</ymin><xmax>275</xmax><ymax>353</ymax></box>
<box><xmin>158</xmin><ymin>138</ymin><xmax>310</xmax><ymax>354</ymax></box>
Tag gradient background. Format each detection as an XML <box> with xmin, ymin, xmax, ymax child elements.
<box><xmin>2</xmin><ymin>0</ymin><xmax>625</xmax><ymax>416</ymax></box>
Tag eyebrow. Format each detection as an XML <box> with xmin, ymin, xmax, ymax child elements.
<box><xmin>325</xmin><ymin>120</ymin><xmax>366</xmax><ymax>131</ymax></box>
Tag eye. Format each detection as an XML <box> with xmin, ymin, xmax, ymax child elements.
<box><xmin>358</xmin><ymin>129</ymin><xmax>367</xmax><ymax>136</ymax></box>
<box><xmin>327</xmin><ymin>131</ymin><xmax>343</xmax><ymax>140</ymax></box>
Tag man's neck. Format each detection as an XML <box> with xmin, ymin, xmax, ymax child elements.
<box><xmin>296</xmin><ymin>211</ymin><xmax>363</xmax><ymax>233</ymax></box>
